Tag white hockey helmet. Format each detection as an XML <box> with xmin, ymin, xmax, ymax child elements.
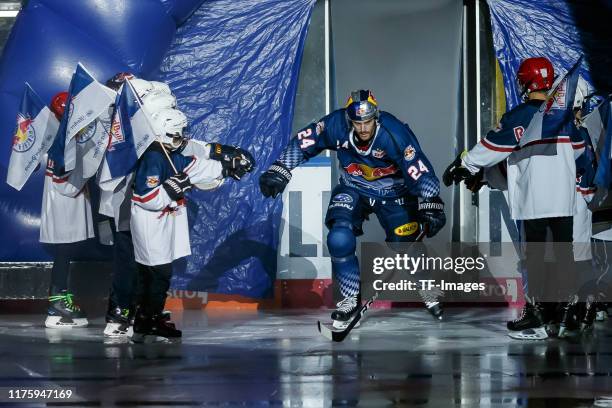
<box><xmin>149</xmin><ymin>81</ymin><xmax>172</xmax><ymax>95</ymax></box>
<box><xmin>130</xmin><ymin>78</ymin><xmax>154</xmax><ymax>98</ymax></box>
<box><xmin>151</xmin><ymin>108</ymin><xmax>188</xmax><ymax>150</ymax></box>
<box><xmin>142</xmin><ymin>90</ymin><xmax>177</xmax><ymax>112</ymax></box>
<box><xmin>573</xmin><ymin>77</ymin><xmax>592</xmax><ymax>110</ymax></box>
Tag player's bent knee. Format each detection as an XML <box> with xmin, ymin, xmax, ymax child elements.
<box><xmin>327</xmin><ymin>222</ymin><xmax>356</xmax><ymax>258</ymax></box>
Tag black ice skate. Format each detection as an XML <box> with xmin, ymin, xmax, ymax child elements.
<box><xmin>581</xmin><ymin>296</ymin><xmax>597</xmax><ymax>333</ymax></box>
<box><xmin>558</xmin><ymin>295</ymin><xmax>579</xmax><ymax>339</ymax></box>
<box><xmin>596</xmin><ymin>302</ymin><xmax>608</xmax><ymax>321</ymax></box>
<box><xmin>131</xmin><ymin>314</ymin><xmax>182</xmax><ymax>343</ymax></box>
<box><xmin>331</xmin><ymin>294</ymin><xmax>360</xmax><ymax>330</ymax></box>
<box><xmin>45</xmin><ymin>290</ymin><xmax>88</xmax><ymax>328</ymax></box>
<box><xmin>104</xmin><ymin>305</ymin><xmax>132</xmax><ymax>338</ymax></box>
<box><xmin>507</xmin><ymin>302</ymin><xmax>547</xmax><ymax>340</ymax></box>
<box><xmin>418</xmin><ymin>288</ymin><xmax>443</xmax><ymax>320</ymax></box>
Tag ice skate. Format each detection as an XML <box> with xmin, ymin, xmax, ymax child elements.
<box><xmin>45</xmin><ymin>290</ymin><xmax>88</xmax><ymax>328</ymax></box>
<box><xmin>131</xmin><ymin>313</ymin><xmax>182</xmax><ymax>343</ymax></box>
<box><xmin>331</xmin><ymin>294</ymin><xmax>360</xmax><ymax>330</ymax></box>
<box><xmin>596</xmin><ymin>302</ymin><xmax>608</xmax><ymax>321</ymax></box>
<box><xmin>507</xmin><ymin>302</ymin><xmax>547</xmax><ymax>340</ymax></box>
<box><xmin>104</xmin><ymin>305</ymin><xmax>133</xmax><ymax>338</ymax></box>
<box><xmin>580</xmin><ymin>296</ymin><xmax>597</xmax><ymax>333</ymax></box>
<box><xmin>558</xmin><ymin>295</ymin><xmax>579</xmax><ymax>339</ymax></box>
<box><xmin>418</xmin><ymin>288</ymin><xmax>443</xmax><ymax>320</ymax></box>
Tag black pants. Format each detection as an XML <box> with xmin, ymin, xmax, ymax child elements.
<box><xmin>136</xmin><ymin>263</ymin><xmax>172</xmax><ymax>317</ymax></box>
<box><xmin>523</xmin><ymin>216</ymin><xmax>575</xmax><ymax>302</ymax></box>
<box><xmin>109</xmin><ymin>227</ymin><xmax>138</xmax><ymax>309</ymax></box>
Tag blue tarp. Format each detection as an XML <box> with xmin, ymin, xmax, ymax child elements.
<box><xmin>158</xmin><ymin>0</ymin><xmax>315</xmax><ymax>297</ymax></box>
<box><xmin>486</xmin><ymin>0</ymin><xmax>612</xmax><ymax>109</ymax></box>
<box><xmin>0</xmin><ymin>0</ymin><xmax>315</xmax><ymax>299</ymax></box>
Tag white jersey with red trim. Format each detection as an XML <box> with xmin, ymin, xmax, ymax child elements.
<box><xmin>40</xmin><ymin>160</ymin><xmax>94</xmax><ymax>243</ymax></box>
<box><xmin>130</xmin><ymin>144</ymin><xmax>223</xmax><ymax>266</ymax></box>
<box><xmin>463</xmin><ymin>96</ymin><xmax>585</xmax><ymax>220</ymax></box>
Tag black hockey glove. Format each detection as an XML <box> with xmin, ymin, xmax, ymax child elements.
<box><xmin>259</xmin><ymin>161</ymin><xmax>291</xmax><ymax>198</ymax></box>
<box><xmin>442</xmin><ymin>152</ymin><xmax>473</xmax><ymax>187</ymax></box>
<box><xmin>464</xmin><ymin>169</ymin><xmax>486</xmax><ymax>192</ymax></box>
<box><xmin>162</xmin><ymin>172</ymin><xmax>191</xmax><ymax>201</ymax></box>
<box><xmin>418</xmin><ymin>196</ymin><xmax>446</xmax><ymax>238</ymax></box>
<box><xmin>209</xmin><ymin>143</ymin><xmax>255</xmax><ymax>180</ymax></box>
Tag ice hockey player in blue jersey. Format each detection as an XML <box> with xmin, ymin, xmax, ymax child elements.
<box><xmin>444</xmin><ymin>57</ymin><xmax>586</xmax><ymax>340</ymax></box>
<box><xmin>130</xmin><ymin>108</ymin><xmax>254</xmax><ymax>343</ymax></box>
<box><xmin>259</xmin><ymin>90</ymin><xmax>446</xmax><ymax>329</ymax></box>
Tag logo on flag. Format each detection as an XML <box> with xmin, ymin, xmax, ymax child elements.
<box><xmin>12</xmin><ymin>114</ymin><xmax>36</xmax><ymax>152</ymax></box>
<box><xmin>75</xmin><ymin>121</ymin><xmax>97</xmax><ymax>144</ymax></box>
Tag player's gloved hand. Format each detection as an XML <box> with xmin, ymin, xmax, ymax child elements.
<box><xmin>465</xmin><ymin>169</ymin><xmax>486</xmax><ymax>193</ymax></box>
<box><xmin>443</xmin><ymin>151</ymin><xmax>473</xmax><ymax>187</ymax></box>
<box><xmin>162</xmin><ymin>172</ymin><xmax>191</xmax><ymax>201</ymax></box>
<box><xmin>209</xmin><ymin>143</ymin><xmax>255</xmax><ymax>180</ymax></box>
<box><xmin>418</xmin><ymin>196</ymin><xmax>446</xmax><ymax>237</ymax></box>
<box><xmin>259</xmin><ymin>161</ymin><xmax>291</xmax><ymax>198</ymax></box>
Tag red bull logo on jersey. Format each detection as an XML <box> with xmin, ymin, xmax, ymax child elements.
<box><xmin>12</xmin><ymin>114</ymin><xmax>35</xmax><ymax>153</ymax></box>
<box><xmin>344</xmin><ymin>163</ymin><xmax>398</xmax><ymax>181</ymax></box>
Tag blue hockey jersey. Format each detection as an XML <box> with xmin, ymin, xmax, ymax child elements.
<box><xmin>277</xmin><ymin>110</ymin><xmax>440</xmax><ymax>199</ymax></box>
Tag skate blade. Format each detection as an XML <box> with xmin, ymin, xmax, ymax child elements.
<box><xmin>332</xmin><ymin>320</ymin><xmax>361</xmax><ymax>330</ymax></box>
<box><xmin>558</xmin><ymin>326</ymin><xmax>580</xmax><ymax>339</ymax></box>
<box><xmin>45</xmin><ymin>316</ymin><xmax>88</xmax><ymax>328</ymax></box>
<box><xmin>130</xmin><ymin>334</ymin><xmax>181</xmax><ymax>344</ymax></box>
<box><xmin>508</xmin><ymin>327</ymin><xmax>548</xmax><ymax>340</ymax></box>
<box><xmin>104</xmin><ymin>323</ymin><xmax>133</xmax><ymax>338</ymax></box>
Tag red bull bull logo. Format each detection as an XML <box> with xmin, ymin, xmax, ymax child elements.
<box><xmin>109</xmin><ymin>117</ymin><xmax>124</xmax><ymax>148</ymax></box>
<box><xmin>12</xmin><ymin>114</ymin><xmax>36</xmax><ymax>153</ymax></box>
<box><xmin>344</xmin><ymin>163</ymin><xmax>398</xmax><ymax>181</ymax></box>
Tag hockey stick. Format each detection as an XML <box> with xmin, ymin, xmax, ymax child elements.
<box><xmin>317</xmin><ymin>228</ymin><xmax>427</xmax><ymax>342</ymax></box>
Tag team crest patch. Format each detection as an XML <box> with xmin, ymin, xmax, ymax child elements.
<box><xmin>394</xmin><ymin>222</ymin><xmax>418</xmax><ymax>237</ymax></box>
<box><xmin>332</xmin><ymin>193</ymin><xmax>353</xmax><ymax>203</ymax></box>
<box><xmin>372</xmin><ymin>148</ymin><xmax>386</xmax><ymax>159</ymax></box>
<box><xmin>12</xmin><ymin>114</ymin><xmax>36</xmax><ymax>153</ymax></box>
<box><xmin>146</xmin><ymin>175</ymin><xmax>160</xmax><ymax>188</ymax></box>
<box><xmin>316</xmin><ymin>121</ymin><xmax>325</xmax><ymax>135</ymax></box>
<box><xmin>403</xmin><ymin>145</ymin><xmax>416</xmax><ymax>161</ymax></box>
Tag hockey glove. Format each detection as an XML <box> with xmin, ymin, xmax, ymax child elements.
<box><xmin>162</xmin><ymin>172</ymin><xmax>192</xmax><ymax>201</ymax></box>
<box><xmin>464</xmin><ymin>169</ymin><xmax>486</xmax><ymax>193</ymax></box>
<box><xmin>442</xmin><ymin>151</ymin><xmax>473</xmax><ymax>187</ymax></box>
<box><xmin>209</xmin><ymin>143</ymin><xmax>255</xmax><ymax>180</ymax></box>
<box><xmin>259</xmin><ymin>161</ymin><xmax>291</xmax><ymax>198</ymax></box>
<box><xmin>418</xmin><ymin>196</ymin><xmax>446</xmax><ymax>238</ymax></box>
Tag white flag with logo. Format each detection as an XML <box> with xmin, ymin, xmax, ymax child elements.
<box><xmin>63</xmin><ymin>63</ymin><xmax>115</xmax><ymax>172</ymax></box>
<box><xmin>7</xmin><ymin>83</ymin><xmax>59</xmax><ymax>191</ymax></box>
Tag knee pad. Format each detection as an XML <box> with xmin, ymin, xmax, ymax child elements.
<box><xmin>327</xmin><ymin>221</ymin><xmax>356</xmax><ymax>258</ymax></box>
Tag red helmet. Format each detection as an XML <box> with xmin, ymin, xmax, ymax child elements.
<box><xmin>50</xmin><ymin>91</ymin><xmax>69</xmax><ymax>119</ymax></box>
<box><xmin>517</xmin><ymin>57</ymin><xmax>554</xmax><ymax>94</ymax></box>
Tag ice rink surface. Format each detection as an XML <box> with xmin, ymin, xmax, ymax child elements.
<box><xmin>0</xmin><ymin>308</ymin><xmax>611</xmax><ymax>407</ymax></box>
